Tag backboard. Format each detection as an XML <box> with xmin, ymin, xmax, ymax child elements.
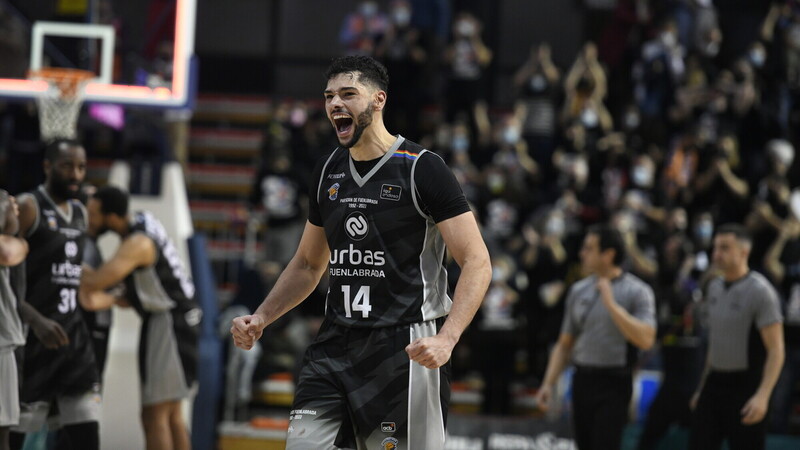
<box><xmin>0</xmin><ymin>0</ymin><xmax>196</xmax><ymax>108</ymax></box>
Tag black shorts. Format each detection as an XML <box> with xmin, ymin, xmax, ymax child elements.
<box><xmin>20</xmin><ymin>318</ymin><xmax>99</xmax><ymax>403</ymax></box>
<box><xmin>286</xmin><ymin>318</ymin><xmax>451</xmax><ymax>449</ymax></box>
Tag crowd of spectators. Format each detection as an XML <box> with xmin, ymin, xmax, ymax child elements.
<box><xmin>245</xmin><ymin>0</ymin><xmax>800</xmax><ymax>434</ymax></box>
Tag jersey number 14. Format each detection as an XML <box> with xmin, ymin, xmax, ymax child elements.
<box><xmin>342</xmin><ymin>285</ymin><xmax>371</xmax><ymax>318</ymax></box>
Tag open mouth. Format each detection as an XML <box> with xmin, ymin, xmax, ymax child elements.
<box><xmin>332</xmin><ymin>113</ymin><xmax>354</xmax><ymax>137</ymax></box>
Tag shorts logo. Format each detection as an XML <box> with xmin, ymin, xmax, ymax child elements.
<box><xmin>380</xmin><ymin>184</ymin><xmax>402</xmax><ymax>201</ymax></box>
<box><xmin>381</xmin><ymin>437</ymin><xmax>399</xmax><ymax>449</ymax></box>
<box><xmin>381</xmin><ymin>422</ymin><xmax>396</xmax><ymax>433</ymax></box>
<box><xmin>345</xmin><ymin>211</ymin><xmax>368</xmax><ymax>241</ymax></box>
<box><xmin>328</xmin><ymin>183</ymin><xmax>340</xmax><ymax>200</ymax></box>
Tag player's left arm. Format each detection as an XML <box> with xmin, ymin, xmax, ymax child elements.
<box><xmin>741</xmin><ymin>321</ymin><xmax>784</xmax><ymax>424</ymax></box>
<box><xmin>406</xmin><ymin>211</ymin><xmax>491</xmax><ymax>369</ymax></box>
<box><xmin>80</xmin><ymin>233</ymin><xmax>156</xmax><ymax>306</ymax></box>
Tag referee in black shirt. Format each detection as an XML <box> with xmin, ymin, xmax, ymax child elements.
<box><xmin>689</xmin><ymin>224</ymin><xmax>784</xmax><ymax>450</ymax></box>
<box><xmin>536</xmin><ymin>225</ymin><xmax>656</xmax><ymax>450</ymax></box>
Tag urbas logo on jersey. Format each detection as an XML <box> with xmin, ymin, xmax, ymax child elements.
<box><xmin>328</xmin><ymin>183</ymin><xmax>340</xmax><ymax>200</ymax></box>
<box><xmin>329</xmin><ymin>244</ymin><xmax>385</xmax><ymax>266</ymax></box>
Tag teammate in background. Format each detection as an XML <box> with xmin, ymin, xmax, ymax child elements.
<box><xmin>689</xmin><ymin>224</ymin><xmax>784</xmax><ymax>450</ymax></box>
<box><xmin>80</xmin><ymin>186</ymin><xmax>200</xmax><ymax>450</ymax></box>
<box><xmin>10</xmin><ymin>139</ymin><xmax>101</xmax><ymax>450</ymax></box>
<box><xmin>536</xmin><ymin>225</ymin><xmax>657</xmax><ymax>450</ymax></box>
<box><xmin>231</xmin><ymin>55</ymin><xmax>492</xmax><ymax>449</ymax></box>
<box><xmin>0</xmin><ymin>191</ymin><xmax>29</xmax><ymax>450</ymax></box>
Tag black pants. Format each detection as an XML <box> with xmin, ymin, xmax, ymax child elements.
<box><xmin>689</xmin><ymin>371</ymin><xmax>766</xmax><ymax>450</ymax></box>
<box><xmin>572</xmin><ymin>367</ymin><xmax>633</xmax><ymax>450</ymax></box>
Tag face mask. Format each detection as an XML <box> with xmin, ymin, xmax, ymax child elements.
<box><xmin>696</xmin><ymin>222</ymin><xmax>713</xmax><ymax>240</ymax></box>
<box><xmin>290</xmin><ymin>108</ymin><xmax>307</xmax><ymax>127</ymax></box>
<box><xmin>624</xmin><ymin>112</ymin><xmax>640</xmax><ymax>130</ymax></box>
<box><xmin>632</xmin><ymin>165</ymin><xmax>653</xmax><ymax>187</ymax></box>
<box><xmin>359</xmin><ymin>2</ymin><xmax>377</xmax><ymax>17</ymax></box>
<box><xmin>392</xmin><ymin>8</ymin><xmax>410</xmax><ymax>26</ymax></box>
<box><xmin>580</xmin><ymin>108</ymin><xmax>599</xmax><ymax>128</ymax></box>
<box><xmin>502</xmin><ymin>127</ymin><xmax>520</xmax><ymax>145</ymax></box>
<box><xmin>457</xmin><ymin>20</ymin><xmax>476</xmax><ymax>37</ymax></box>
<box><xmin>749</xmin><ymin>49</ymin><xmax>766</xmax><ymax>68</ymax></box>
<box><xmin>703</xmin><ymin>40</ymin><xmax>720</xmax><ymax>57</ymax></box>
<box><xmin>488</xmin><ymin>173</ymin><xmax>505</xmax><ymax>193</ymax></box>
<box><xmin>661</xmin><ymin>31</ymin><xmax>677</xmax><ymax>48</ymax></box>
<box><xmin>545</xmin><ymin>216</ymin><xmax>565</xmax><ymax>236</ymax></box>
<box><xmin>530</xmin><ymin>74</ymin><xmax>547</xmax><ymax>92</ymax></box>
<box><xmin>492</xmin><ymin>266</ymin><xmax>509</xmax><ymax>283</ymax></box>
<box><xmin>452</xmin><ymin>135</ymin><xmax>469</xmax><ymax>153</ymax></box>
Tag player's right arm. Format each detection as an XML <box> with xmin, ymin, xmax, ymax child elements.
<box><xmin>231</xmin><ymin>221</ymin><xmax>330</xmax><ymax>350</ymax></box>
<box><xmin>535</xmin><ymin>332</ymin><xmax>575</xmax><ymax>411</ymax></box>
<box><xmin>14</xmin><ymin>193</ymin><xmax>69</xmax><ymax>348</ymax></box>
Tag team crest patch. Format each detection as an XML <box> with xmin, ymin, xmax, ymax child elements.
<box><xmin>47</xmin><ymin>215</ymin><xmax>58</xmax><ymax>230</ymax></box>
<box><xmin>380</xmin><ymin>184</ymin><xmax>402</xmax><ymax>201</ymax></box>
<box><xmin>328</xmin><ymin>183</ymin><xmax>340</xmax><ymax>200</ymax></box>
<box><xmin>381</xmin><ymin>422</ymin><xmax>396</xmax><ymax>433</ymax></box>
<box><xmin>381</xmin><ymin>437</ymin><xmax>399</xmax><ymax>449</ymax></box>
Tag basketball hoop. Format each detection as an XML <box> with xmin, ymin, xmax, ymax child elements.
<box><xmin>28</xmin><ymin>67</ymin><xmax>95</xmax><ymax>141</ymax></box>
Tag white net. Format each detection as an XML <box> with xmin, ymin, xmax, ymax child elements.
<box><xmin>29</xmin><ymin>68</ymin><xmax>94</xmax><ymax>141</ymax></box>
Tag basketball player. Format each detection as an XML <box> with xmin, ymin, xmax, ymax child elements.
<box><xmin>231</xmin><ymin>55</ymin><xmax>492</xmax><ymax>449</ymax></box>
<box><xmin>0</xmin><ymin>191</ymin><xmax>28</xmax><ymax>450</ymax></box>
<box><xmin>11</xmin><ymin>139</ymin><xmax>101</xmax><ymax>450</ymax></box>
<box><xmin>80</xmin><ymin>186</ymin><xmax>200</xmax><ymax>450</ymax></box>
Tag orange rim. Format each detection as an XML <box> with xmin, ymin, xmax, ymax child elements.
<box><xmin>28</xmin><ymin>68</ymin><xmax>95</xmax><ymax>98</ymax></box>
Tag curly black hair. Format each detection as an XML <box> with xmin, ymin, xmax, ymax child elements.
<box><xmin>324</xmin><ymin>55</ymin><xmax>389</xmax><ymax>92</ymax></box>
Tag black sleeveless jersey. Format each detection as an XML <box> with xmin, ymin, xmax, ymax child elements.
<box><xmin>23</xmin><ymin>186</ymin><xmax>87</xmax><ymax>325</ymax></box>
<box><xmin>314</xmin><ymin>137</ymin><xmax>453</xmax><ymax>328</ymax></box>
<box><xmin>124</xmin><ymin>211</ymin><xmax>198</xmax><ymax>316</ymax></box>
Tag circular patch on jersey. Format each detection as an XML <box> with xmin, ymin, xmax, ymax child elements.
<box><xmin>64</xmin><ymin>241</ymin><xmax>79</xmax><ymax>258</ymax></box>
<box><xmin>381</xmin><ymin>437</ymin><xmax>399</xmax><ymax>450</ymax></box>
<box><xmin>345</xmin><ymin>211</ymin><xmax>369</xmax><ymax>241</ymax></box>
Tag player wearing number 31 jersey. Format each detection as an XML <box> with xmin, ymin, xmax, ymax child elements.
<box><xmin>12</xmin><ymin>140</ymin><xmax>100</xmax><ymax>450</ymax></box>
<box><xmin>231</xmin><ymin>55</ymin><xmax>492</xmax><ymax>450</ymax></box>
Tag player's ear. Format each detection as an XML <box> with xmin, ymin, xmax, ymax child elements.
<box><xmin>373</xmin><ymin>90</ymin><xmax>386</xmax><ymax>111</ymax></box>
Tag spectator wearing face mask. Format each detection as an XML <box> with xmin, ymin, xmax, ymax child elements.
<box><xmin>443</xmin><ymin>11</ymin><xmax>493</xmax><ymax>145</ymax></box>
<box><xmin>376</xmin><ymin>0</ymin><xmax>426</xmax><ymax>138</ymax></box>
<box><xmin>475</xmin><ymin>253</ymin><xmax>521</xmax><ymax>415</ymax></box>
<box><xmin>513</xmin><ymin>43</ymin><xmax>561</xmax><ymax>182</ymax></box>
<box><xmin>339</xmin><ymin>1</ymin><xmax>388</xmax><ymax>56</ymax></box>
<box><xmin>517</xmin><ymin>211</ymin><xmax>571</xmax><ymax>383</ymax></box>
<box><xmin>562</xmin><ymin>42</ymin><xmax>614</xmax><ymax>145</ymax></box>
<box><xmin>691</xmin><ymin>132</ymin><xmax>750</xmax><ymax>224</ymax></box>
<box><xmin>746</xmin><ymin>139</ymin><xmax>794</xmax><ymax>270</ymax></box>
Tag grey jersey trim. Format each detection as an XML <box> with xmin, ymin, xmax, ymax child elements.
<box><xmin>410</xmin><ymin>149</ymin><xmax>434</xmax><ymax>220</ymax></box>
<box><xmin>37</xmin><ymin>185</ymin><xmax>73</xmax><ymax>223</ymax></box>
<box><xmin>407</xmin><ymin>321</ymin><xmax>447</xmax><ymax>447</ymax></box>
<box><xmin>17</xmin><ymin>193</ymin><xmax>39</xmax><ymax>239</ymax></box>
<box><xmin>316</xmin><ymin>148</ymin><xmax>341</xmax><ymax>206</ymax></box>
<box><xmin>348</xmin><ymin>135</ymin><xmax>404</xmax><ymax>188</ymax></box>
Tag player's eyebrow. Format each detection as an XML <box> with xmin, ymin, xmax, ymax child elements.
<box><xmin>324</xmin><ymin>86</ymin><xmax>359</xmax><ymax>95</ymax></box>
